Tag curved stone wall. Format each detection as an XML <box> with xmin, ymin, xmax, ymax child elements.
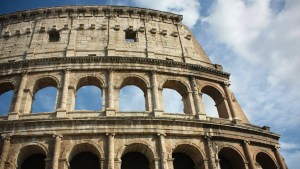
<box><xmin>0</xmin><ymin>5</ymin><xmax>286</xmax><ymax>169</ymax></box>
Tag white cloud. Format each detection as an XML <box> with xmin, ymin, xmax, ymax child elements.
<box><xmin>131</xmin><ymin>0</ymin><xmax>201</xmax><ymax>27</ymax></box>
<box><xmin>201</xmin><ymin>0</ymin><xmax>300</xmax><ymax>167</ymax></box>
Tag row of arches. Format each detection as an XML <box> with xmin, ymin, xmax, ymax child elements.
<box><xmin>0</xmin><ymin>74</ymin><xmax>229</xmax><ymax>118</ymax></box>
<box><xmin>10</xmin><ymin>142</ymin><xmax>279</xmax><ymax>169</ymax></box>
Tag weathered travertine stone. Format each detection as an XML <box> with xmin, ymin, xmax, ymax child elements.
<box><xmin>0</xmin><ymin>5</ymin><xmax>286</xmax><ymax>169</ymax></box>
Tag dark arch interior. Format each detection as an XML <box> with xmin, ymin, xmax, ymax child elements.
<box><xmin>218</xmin><ymin>148</ymin><xmax>245</xmax><ymax>169</ymax></box>
<box><xmin>172</xmin><ymin>153</ymin><xmax>195</xmax><ymax>169</ymax></box>
<box><xmin>256</xmin><ymin>152</ymin><xmax>277</xmax><ymax>169</ymax></box>
<box><xmin>121</xmin><ymin>152</ymin><xmax>149</xmax><ymax>169</ymax></box>
<box><xmin>21</xmin><ymin>153</ymin><xmax>46</xmax><ymax>169</ymax></box>
<box><xmin>219</xmin><ymin>155</ymin><xmax>234</xmax><ymax>169</ymax></box>
<box><xmin>70</xmin><ymin>152</ymin><xmax>100</xmax><ymax>169</ymax></box>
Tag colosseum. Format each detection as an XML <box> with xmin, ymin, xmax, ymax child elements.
<box><xmin>0</xmin><ymin>5</ymin><xmax>287</xmax><ymax>169</ymax></box>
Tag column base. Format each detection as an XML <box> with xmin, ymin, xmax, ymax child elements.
<box><xmin>153</xmin><ymin>110</ymin><xmax>163</xmax><ymax>117</ymax></box>
<box><xmin>232</xmin><ymin>117</ymin><xmax>242</xmax><ymax>125</ymax></box>
<box><xmin>8</xmin><ymin>112</ymin><xmax>19</xmax><ymax>120</ymax></box>
<box><xmin>56</xmin><ymin>109</ymin><xmax>67</xmax><ymax>118</ymax></box>
<box><xmin>196</xmin><ymin>113</ymin><xmax>206</xmax><ymax>120</ymax></box>
<box><xmin>106</xmin><ymin>108</ymin><xmax>116</xmax><ymax>116</ymax></box>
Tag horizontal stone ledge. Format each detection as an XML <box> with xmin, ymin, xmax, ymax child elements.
<box><xmin>0</xmin><ymin>56</ymin><xmax>230</xmax><ymax>77</ymax></box>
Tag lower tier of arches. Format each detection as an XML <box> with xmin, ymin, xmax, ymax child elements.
<box><xmin>0</xmin><ymin>133</ymin><xmax>286</xmax><ymax>169</ymax></box>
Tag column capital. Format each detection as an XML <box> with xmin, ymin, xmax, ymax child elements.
<box><xmin>53</xmin><ymin>134</ymin><xmax>63</xmax><ymax>139</ymax></box>
<box><xmin>64</xmin><ymin>68</ymin><xmax>72</xmax><ymax>72</ymax></box>
<box><xmin>157</xmin><ymin>133</ymin><xmax>166</xmax><ymax>137</ymax></box>
<box><xmin>222</xmin><ymin>81</ymin><xmax>231</xmax><ymax>87</ymax></box>
<box><xmin>204</xmin><ymin>134</ymin><xmax>212</xmax><ymax>140</ymax></box>
<box><xmin>274</xmin><ymin>145</ymin><xmax>281</xmax><ymax>149</ymax></box>
<box><xmin>150</xmin><ymin>69</ymin><xmax>157</xmax><ymax>75</ymax></box>
<box><xmin>21</xmin><ymin>70</ymin><xmax>28</xmax><ymax>76</ymax></box>
<box><xmin>1</xmin><ymin>134</ymin><xmax>11</xmax><ymax>141</ymax></box>
<box><xmin>107</xmin><ymin>68</ymin><xmax>115</xmax><ymax>73</ymax></box>
<box><xmin>106</xmin><ymin>133</ymin><xmax>115</xmax><ymax>137</ymax></box>
<box><xmin>243</xmin><ymin>140</ymin><xmax>251</xmax><ymax>145</ymax></box>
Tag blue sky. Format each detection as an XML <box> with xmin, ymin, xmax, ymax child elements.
<box><xmin>0</xmin><ymin>0</ymin><xmax>299</xmax><ymax>168</ymax></box>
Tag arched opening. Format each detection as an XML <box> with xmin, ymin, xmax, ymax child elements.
<box><xmin>162</xmin><ymin>80</ymin><xmax>192</xmax><ymax>114</ymax></box>
<box><xmin>17</xmin><ymin>145</ymin><xmax>47</xmax><ymax>169</ymax></box>
<box><xmin>68</xmin><ymin>143</ymin><xmax>102</xmax><ymax>169</ymax></box>
<box><xmin>31</xmin><ymin>77</ymin><xmax>58</xmax><ymax>113</ymax></box>
<box><xmin>0</xmin><ymin>91</ymin><xmax>14</xmax><ymax>115</ymax></box>
<box><xmin>256</xmin><ymin>152</ymin><xmax>277</xmax><ymax>169</ymax></box>
<box><xmin>121</xmin><ymin>152</ymin><xmax>149</xmax><ymax>169</ymax></box>
<box><xmin>75</xmin><ymin>86</ymin><xmax>102</xmax><ymax>110</ymax></box>
<box><xmin>201</xmin><ymin>86</ymin><xmax>230</xmax><ymax>119</ymax></box>
<box><xmin>32</xmin><ymin>86</ymin><xmax>57</xmax><ymax>113</ymax></box>
<box><xmin>75</xmin><ymin>76</ymin><xmax>104</xmax><ymax>111</ymax></box>
<box><xmin>202</xmin><ymin>94</ymin><xmax>219</xmax><ymax>118</ymax></box>
<box><xmin>0</xmin><ymin>82</ymin><xmax>14</xmax><ymax>115</ymax></box>
<box><xmin>21</xmin><ymin>153</ymin><xmax>46</xmax><ymax>169</ymax></box>
<box><xmin>119</xmin><ymin>85</ymin><xmax>146</xmax><ymax>111</ymax></box>
<box><xmin>70</xmin><ymin>152</ymin><xmax>100</xmax><ymax>169</ymax></box>
<box><xmin>172</xmin><ymin>144</ymin><xmax>205</xmax><ymax>169</ymax></box>
<box><xmin>118</xmin><ymin>76</ymin><xmax>148</xmax><ymax>112</ymax></box>
<box><xmin>120</xmin><ymin>143</ymin><xmax>155</xmax><ymax>169</ymax></box>
<box><xmin>173</xmin><ymin>153</ymin><xmax>194</xmax><ymax>169</ymax></box>
<box><xmin>218</xmin><ymin>147</ymin><xmax>246</xmax><ymax>169</ymax></box>
<box><xmin>163</xmin><ymin>89</ymin><xmax>184</xmax><ymax>113</ymax></box>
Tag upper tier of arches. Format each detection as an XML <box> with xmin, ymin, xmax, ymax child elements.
<box><xmin>0</xmin><ymin>70</ymin><xmax>249</xmax><ymax>123</ymax></box>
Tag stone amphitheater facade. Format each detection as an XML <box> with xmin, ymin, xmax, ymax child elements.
<box><xmin>0</xmin><ymin>5</ymin><xmax>287</xmax><ymax>169</ymax></box>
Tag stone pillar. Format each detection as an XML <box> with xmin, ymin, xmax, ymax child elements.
<box><xmin>9</xmin><ymin>71</ymin><xmax>28</xmax><ymax>120</ymax></box>
<box><xmin>114</xmin><ymin>158</ymin><xmax>121</xmax><ymax>169</ymax></box>
<box><xmin>100</xmin><ymin>158</ymin><xmax>107</xmax><ymax>169</ymax></box>
<box><xmin>57</xmin><ymin>69</ymin><xmax>70</xmax><ymax>118</ymax></box>
<box><xmin>106</xmin><ymin>70</ymin><xmax>115</xmax><ymax>116</ymax></box>
<box><xmin>107</xmin><ymin>133</ymin><xmax>115</xmax><ymax>169</ymax></box>
<box><xmin>146</xmin><ymin>87</ymin><xmax>153</xmax><ymax>111</ymax></box>
<box><xmin>52</xmin><ymin>134</ymin><xmax>62</xmax><ymax>169</ymax></box>
<box><xmin>274</xmin><ymin>146</ymin><xmax>286</xmax><ymax>169</ymax></box>
<box><xmin>167</xmin><ymin>158</ymin><xmax>174</xmax><ymax>169</ymax></box>
<box><xmin>189</xmin><ymin>77</ymin><xmax>206</xmax><ymax>120</ymax></box>
<box><xmin>150</xmin><ymin>71</ymin><xmax>162</xmax><ymax>116</ymax></box>
<box><xmin>222</xmin><ymin>82</ymin><xmax>240</xmax><ymax>123</ymax></box>
<box><xmin>153</xmin><ymin>158</ymin><xmax>160</xmax><ymax>169</ymax></box>
<box><xmin>242</xmin><ymin>141</ymin><xmax>255</xmax><ymax>169</ymax></box>
<box><xmin>0</xmin><ymin>135</ymin><xmax>11</xmax><ymax>169</ymax></box>
<box><xmin>204</xmin><ymin>136</ymin><xmax>217</xmax><ymax>169</ymax></box>
<box><xmin>187</xmin><ymin>91</ymin><xmax>196</xmax><ymax>115</ymax></box>
<box><xmin>158</xmin><ymin>134</ymin><xmax>168</xmax><ymax>169</ymax></box>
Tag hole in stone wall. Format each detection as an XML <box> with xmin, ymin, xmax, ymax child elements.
<box><xmin>49</xmin><ymin>30</ymin><xmax>60</xmax><ymax>42</ymax></box>
<box><xmin>256</xmin><ymin>152</ymin><xmax>277</xmax><ymax>169</ymax></box>
<box><xmin>172</xmin><ymin>153</ymin><xmax>195</xmax><ymax>169</ymax></box>
<box><xmin>21</xmin><ymin>153</ymin><xmax>46</xmax><ymax>169</ymax></box>
<box><xmin>163</xmin><ymin>88</ymin><xmax>184</xmax><ymax>114</ymax></box>
<box><xmin>202</xmin><ymin>94</ymin><xmax>219</xmax><ymax>118</ymax></box>
<box><xmin>70</xmin><ymin>152</ymin><xmax>100</xmax><ymax>169</ymax></box>
<box><xmin>0</xmin><ymin>90</ymin><xmax>13</xmax><ymax>115</ymax></box>
<box><xmin>119</xmin><ymin>85</ymin><xmax>145</xmax><ymax>111</ymax></box>
<box><xmin>125</xmin><ymin>31</ymin><xmax>137</xmax><ymax>42</ymax></box>
<box><xmin>75</xmin><ymin>85</ymin><xmax>102</xmax><ymax>111</ymax></box>
<box><xmin>121</xmin><ymin>152</ymin><xmax>149</xmax><ymax>169</ymax></box>
<box><xmin>32</xmin><ymin>86</ymin><xmax>57</xmax><ymax>113</ymax></box>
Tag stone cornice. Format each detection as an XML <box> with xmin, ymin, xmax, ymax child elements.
<box><xmin>0</xmin><ymin>56</ymin><xmax>230</xmax><ymax>77</ymax></box>
<box><xmin>0</xmin><ymin>5</ymin><xmax>183</xmax><ymax>24</ymax></box>
<box><xmin>0</xmin><ymin>117</ymin><xmax>280</xmax><ymax>145</ymax></box>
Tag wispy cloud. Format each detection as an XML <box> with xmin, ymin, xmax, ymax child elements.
<box><xmin>131</xmin><ymin>0</ymin><xmax>201</xmax><ymax>27</ymax></box>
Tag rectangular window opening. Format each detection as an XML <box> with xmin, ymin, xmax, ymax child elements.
<box><xmin>125</xmin><ymin>31</ymin><xmax>137</xmax><ymax>43</ymax></box>
<box><xmin>49</xmin><ymin>30</ymin><xmax>60</xmax><ymax>42</ymax></box>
